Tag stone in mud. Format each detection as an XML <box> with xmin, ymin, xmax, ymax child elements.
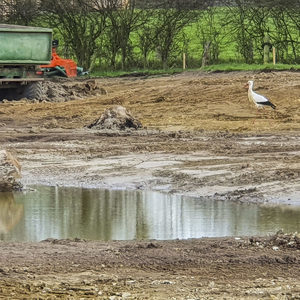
<box><xmin>87</xmin><ymin>105</ymin><xmax>142</xmax><ymax>130</ymax></box>
<box><xmin>0</xmin><ymin>150</ymin><xmax>22</xmax><ymax>191</ymax></box>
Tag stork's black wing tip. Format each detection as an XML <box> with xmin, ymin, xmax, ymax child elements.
<box><xmin>257</xmin><ymin>101</ymin><xmax>276</xmax><ymax>109</ymax></box>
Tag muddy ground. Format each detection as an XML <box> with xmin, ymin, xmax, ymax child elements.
<box><xmin>0</xmin><ymin>70</ymin><xmax>300</xmax><ymax>299</ymax></box>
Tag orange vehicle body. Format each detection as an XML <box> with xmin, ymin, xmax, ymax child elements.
<box><xmin>40</xmin><ymin>47</ymin><xmax>78</xmax><ymax>78</ymax></box>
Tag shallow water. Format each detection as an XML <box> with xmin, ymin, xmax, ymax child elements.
<box><xmin>0</xmin><ymin>186</ymin><xmax>300</xmax><ymax>242</ymax></box>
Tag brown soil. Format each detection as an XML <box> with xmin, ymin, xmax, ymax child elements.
<box><xmin>0</xmin><ymin>70</ymin><xmax>300</xmax><ymax>299</ymax></box>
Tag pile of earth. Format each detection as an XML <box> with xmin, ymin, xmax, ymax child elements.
<box><xmin>42</xmin><ymin>78</ymin><xmax>107</xmax><ymax>102</ymax></box>
<box><xmin>0</xmin><ymin>78</ymin><xmax>107</xmax><ymax>103</ymax></box>
<box><xmin>87</xmin><ymin>105</ymin><xmax>143</xmax><ymax>131</ymax></box>
<box><xmin>249</xmin><ymin>230</ymin><xmax>300</xmax><ymax>250</ymax></box>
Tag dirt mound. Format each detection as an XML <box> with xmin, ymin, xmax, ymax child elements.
<box><xmin>42</xmin><ymin>79</ymin><xmax>107</xmax><ymax>102</ymax></box>
<box><xmin>249</xmin><ymin>230</ymin><xmax>300</xmax><ymax>250</ymax></box>
<box><xmin>87</xmin><ymin>105</ymin><xmax>142</xmax><ymax>130</ymax></box>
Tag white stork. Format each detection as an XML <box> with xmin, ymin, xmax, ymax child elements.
<box><xmin>246</xmin><ymin>80</ymin><xmax>276</xmax><ymax>110</ymax></box>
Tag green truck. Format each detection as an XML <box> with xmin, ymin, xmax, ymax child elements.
<box><xmin>0</xmin><ymin>24</ymin><xmax>52</xmax><ymax>101</ymax></box>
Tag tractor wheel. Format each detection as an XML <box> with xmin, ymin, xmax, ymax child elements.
<box><xmin>23</xmin><ymin>81</ymin><xmax>44</xmax><ymax>100</ymax></box>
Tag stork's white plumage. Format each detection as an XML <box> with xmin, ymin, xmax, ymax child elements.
<box><xmin>246</xmin><ymin>80</ymin><xmax>276</xmax><ymax>109</ymax></box>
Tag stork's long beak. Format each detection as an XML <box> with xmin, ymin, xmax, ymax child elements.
<box><xmin>244</xmin><ymin>83</ymin><xmax>249</xmax><ymax>89</ymax></box>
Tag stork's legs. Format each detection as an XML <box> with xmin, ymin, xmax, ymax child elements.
<box><xmin>253</xmin><ymin>107</ymin><xmax>264</xmax><ymax>124</ymax></box>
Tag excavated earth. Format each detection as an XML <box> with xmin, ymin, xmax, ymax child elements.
<box><xmin>0</xmin><ymin>70</ymin><xmax>300</xmax><ymax>299</ymax></box>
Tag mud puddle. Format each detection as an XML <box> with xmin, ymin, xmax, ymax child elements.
<box><xmin>1</xmin><ymin>185</ymin><xmax>300</xmax><ymax>242</ymax></box>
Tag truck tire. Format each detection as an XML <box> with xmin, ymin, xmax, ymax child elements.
<box><xmin>23</xmin><ymin>82</ymin><xmax>43</xmax><ymax>100</ymax></box>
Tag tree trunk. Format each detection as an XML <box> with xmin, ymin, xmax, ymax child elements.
<box><xmin>263</xmin><ymin>34</ymin><xmax>271</xmax><ymax>64</ymax></box>
<box><xmin>201</xmin><ymin>41</ymin><xmax>211</xmax><ymax>67</ymax></box>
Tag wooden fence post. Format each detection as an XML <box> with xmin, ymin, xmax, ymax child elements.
<box><xmin>272</xmin><ymin>47</ymin><xmax>276</xmax><ymax>65</ymax></box>
<box><xmin>183</xmin><ymin>53</ymin><xmax>186</xmax><ymax>70</ymax></box>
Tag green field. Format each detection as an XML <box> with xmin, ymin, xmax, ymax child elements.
<box><xmin>87</xmin><ymin>6</ymin><xmax>299</xmax><ymax>72</ymax></box>
<box><xmin>21</xmin><ymin>4</ymin><xmax>299</xmax><ymax>72</ymax></box>
<box><xmin>89</xmin><ymin>63</ymin><xmax>300</xmax><ymax>78</ymax></box>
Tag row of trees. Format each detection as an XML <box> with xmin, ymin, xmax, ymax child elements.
<box><xmin>0</xmin><ymin>0</ymin><xmax>299</xmax><ymax>71</ymax></box>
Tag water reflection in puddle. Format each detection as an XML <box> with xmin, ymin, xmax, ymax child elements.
<box><xmin>0</xmin><ymin>186</ymin><xmax>300</xmax><ymax>242</ymax></box>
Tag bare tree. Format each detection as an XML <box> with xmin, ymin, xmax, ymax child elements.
<box><xmin>41</xmin><ymin>0</ymin><xmax>107</xmax><ymax>70</ymax></box>
<box><xmin>196</xmin><ymin>5</ymin><xmax>230</xmax><ymax>65</ymax></box>
<box><xmin>224</xmin><ymin>0</ymin><xmax>255</xmax><ymax>63</ymax></box>
<box><xmin>152</xmin><ymin>8</ymin><xmax>198</xmax><ymax>69</ymax></box>
<box><xmin>1</xmin><ymin>0</ymin><xmax>40</xmax><ymax>25</ymax></box>
<box><xmin>0</xmin><ymin>3</ymin><xmax>7</xmax><ymax>23</ymax></box>
<box><xmin>270</xmin><ymin>6</ymin><xmax>299</xmax><ymax>63</ymax></box>
<box><xmin>136</xmin><ymin>26</ymin><xmax>155</xmax><ymax>68</ymax></box>
<box><xmin>97</xmin><ymin>0</ymin><xmax>143</xmax><ymax>70</ymax></box>
<box><xmin>224</xmin><ymin>0</ymin><xmax>300</xmax><ymax>64</ymax></box>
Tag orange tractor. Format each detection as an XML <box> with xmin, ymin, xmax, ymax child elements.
<box><xmin>40</xmin><ymin>40</ymin><xmax>84</xmax><ymax>77</ymax></box>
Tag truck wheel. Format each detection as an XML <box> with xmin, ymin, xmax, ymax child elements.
<box><xmin>23</xmin><ymin>82</ymin><xmax>43</xmax><ymax>100</ymax></box>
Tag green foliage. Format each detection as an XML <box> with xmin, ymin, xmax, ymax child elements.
<box><xmin>90</xmin><ymin>6</ymin><xmax>299</xmax><ymax>71</ymax></box>
<box><xmin>2</xmin><ymin>1</ymin><xmax>299</xmax><ymax>71</ymax></box>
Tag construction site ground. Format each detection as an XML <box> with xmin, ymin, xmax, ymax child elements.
<box><xmin>0</xmin><ymin>70</ymin><xmax>300</xmax><ymax>299</ymax></box>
